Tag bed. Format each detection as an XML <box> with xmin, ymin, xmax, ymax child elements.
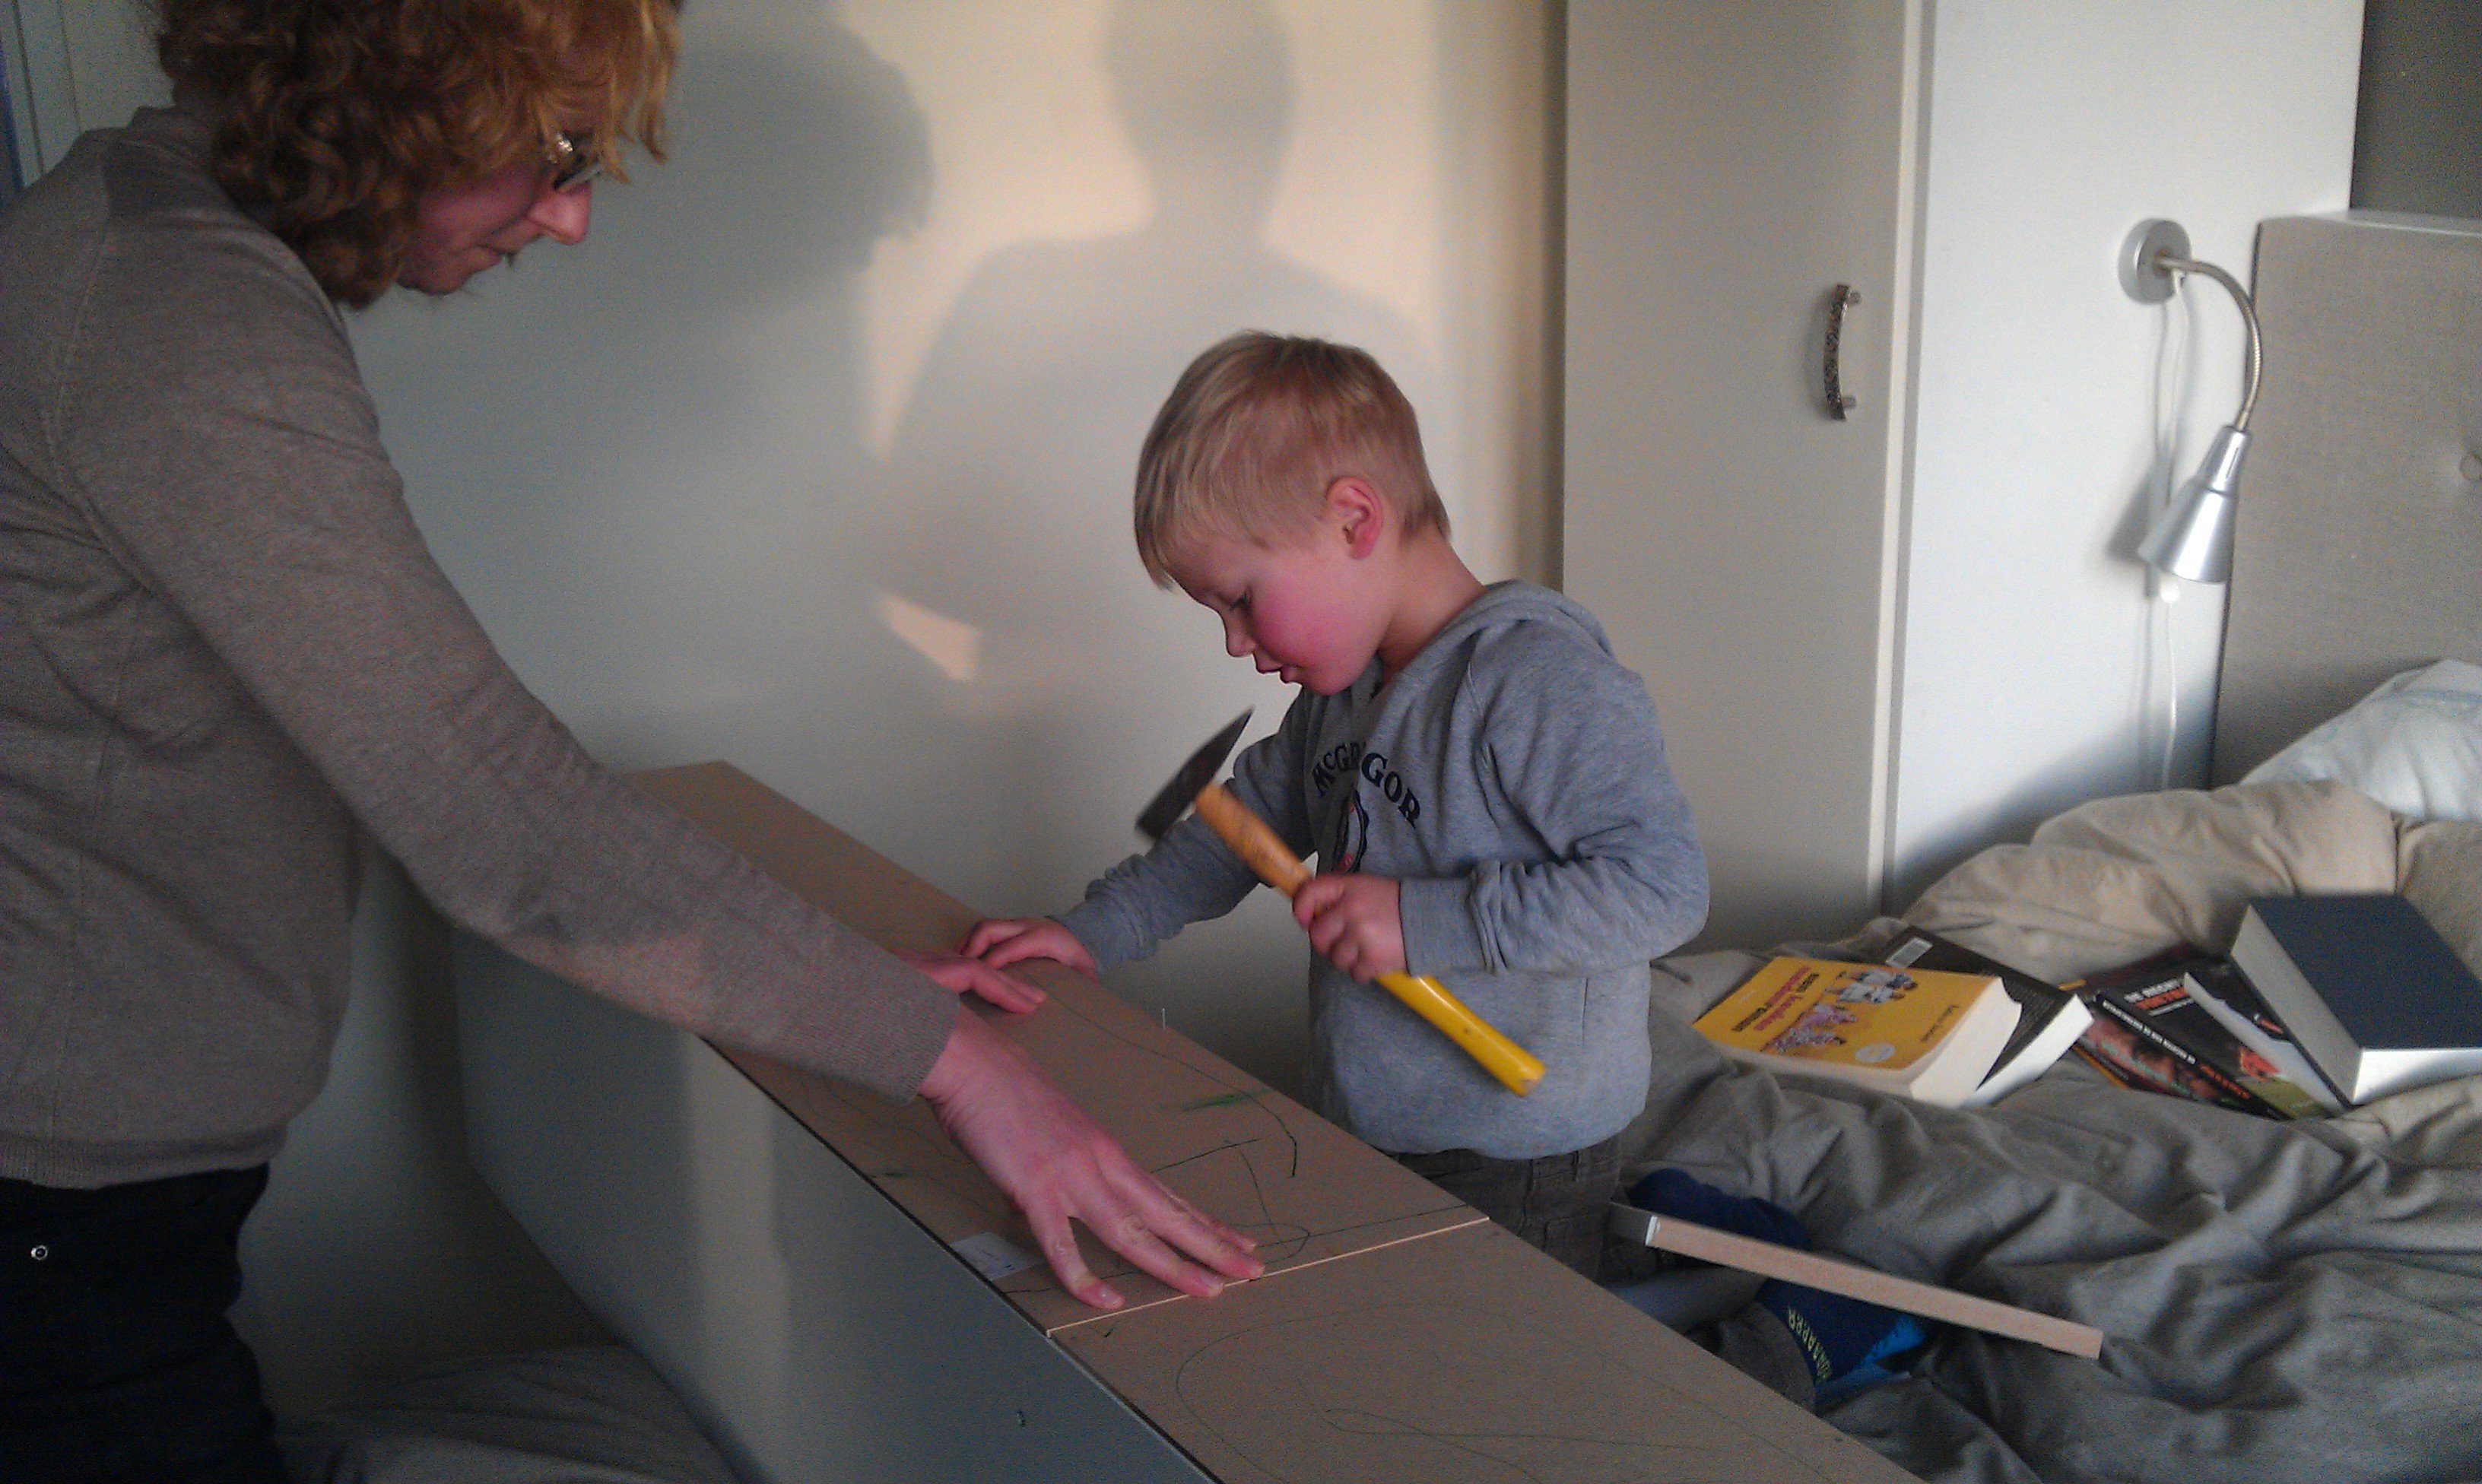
<box><xmin>1614</xmin><ymin>211</ymin><xmax>2482</xmax><ymax>1483</ymax></box>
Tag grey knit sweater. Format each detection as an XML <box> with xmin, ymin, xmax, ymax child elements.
<box><xmin>1062</xmin><ymin>582</ymin><xmax>1709</xmax><ymax>1159</ymax></box>
<box><xmin>0</xmin><ymin>107</ymin><xmax>955</xmax><ymax>1189</ymax></box>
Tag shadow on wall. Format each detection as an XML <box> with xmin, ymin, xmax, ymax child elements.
<box><xmin>367</xmin><ymin>27</ymin><xmax>935</xmax><ymax>741</ymax></box>
<box><xmin>359</xmin><ymin>0</ymin><xmax>1451</xmax><ymax>1111</ymax></box>
<box><xmin>868</xmin><ymin>0</ymin><xmax>1430</xmax><ymax>1082</ymax></box>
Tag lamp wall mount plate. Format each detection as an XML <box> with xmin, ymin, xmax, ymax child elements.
<box><xmin>2121</xmin><ymin>219</ymin><xmax>2192</xmax><ymax>305</ymax></box>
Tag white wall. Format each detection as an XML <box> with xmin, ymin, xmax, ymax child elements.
<box><xmin>44</xmin><ymin>0</ymin><xmax>1556</xmax><ymax>1414</ymax></box>
<box><xmin>2</xmin><ymin>0</ymin><xmax>163</xmax><ymax>178</ymax></box>
<box><xmin>1887</xmin><ymin>0</ymin><xmax>2363</xmax><ymax>904</ymax></box>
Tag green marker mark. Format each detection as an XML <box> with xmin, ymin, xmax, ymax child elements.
<box><xmin>1177</xmin><ymin>1091</ymin><xmax>1265</xmax><ymax>1112</ymax></box>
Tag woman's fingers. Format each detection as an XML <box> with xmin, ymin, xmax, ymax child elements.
<box><xmin>1024</xmin><ymin>1199</ymin><xmax>1120</xmax><ymax>1310</ymax></box>
<box><xmin>976</xmin><ymin>936</ymin><xmax>1043</xmax><ymax>969</ymax></box>
<box><xmin>963</xmin><ymin>959</ymin><xmax>1046</xmax><ymax>1013</ymax></box>
<box><xmin>1099</xmin><ymin>1156</ymin><xmax>1260</xmax><ymax>1269</ymax></box>
<box><xmin>1058</xmin><ymin>1162</ymin><xmax>1258</xmax><ymax>1302</ymax></box>
<box><xmin>961</xmin><ymin>918</ymin><xmax>1021</xmax><ymax>958</ymax></box>
<box><xmin>1140</xmin><ymin>1174</ymin><xmax>1251</xmax><ymax>1248</ymax></box>
<box><xmin>919</xmin><ymin>1014</ymin><xmax>1261</xmax><ymax>1312</ymax></box>
<box><xmin>893</xmin><ymin>947</ymin><xmax>1045</xmax><ymax>1012</ymax></box>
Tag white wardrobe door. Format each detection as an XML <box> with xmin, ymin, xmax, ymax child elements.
<box><xmin>1564</xmin><ymin>0</ymin><xmax>1915</xmax><ymax>945</ymax></box>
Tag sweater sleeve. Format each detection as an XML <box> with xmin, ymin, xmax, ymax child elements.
<box><xmin>1396</xmin><ymin>631</ymin><xmax>1709</xmax><ymax>976</ymax></box>
<box><xmin>49</xmin><ymin>217</ymin><xmax>957</xmax><ymax>1099</ymax></box>
<box><xmin>1055</xmin><ymin>699</ymin><xmax>1313</xmax><ymax>970</ymax></box>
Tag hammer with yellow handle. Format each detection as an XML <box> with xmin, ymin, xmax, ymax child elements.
<box><xmin>1138</xmin><ymin>712</ymin><xmax>1547</xmax><ymax>1097</ymax></box>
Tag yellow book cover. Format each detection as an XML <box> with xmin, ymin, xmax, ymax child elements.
<box><xmin>1693</xmin><ymin>957</ymin><xmax>2019</xmax><ymax>1105</ymax></box>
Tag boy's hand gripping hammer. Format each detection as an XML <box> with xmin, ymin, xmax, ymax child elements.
<box><xmin>1138</xmin><ymin>711</ymin><xmax>1546</xmax><ymax>1096</ymax></box>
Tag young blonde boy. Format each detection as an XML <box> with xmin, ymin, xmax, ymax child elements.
<box><xmin>968</xmin><ymin>331</ymin><xmax>1707</xmax><ymax>1276</ymax></box>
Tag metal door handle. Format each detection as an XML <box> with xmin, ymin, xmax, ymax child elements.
<box><xmin>1824</xmin><ymin>284</ymin><xmax>1860</xmax><ymax>420</ymax></box>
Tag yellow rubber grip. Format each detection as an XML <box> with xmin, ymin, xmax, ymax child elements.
<box><xmin>1190</xmin><ymin>782</ymin><xmax>1546</xmax><ymax>1097</ymax></box>
<box><xmin>1376</xmin><ymin>972</ymin><xmax>1547</xmax><ymax>1096</ymax></box>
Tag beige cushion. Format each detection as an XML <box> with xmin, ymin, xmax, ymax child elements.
<box><xmin>2400</xmin><ymin>818</ymin><xmax>2482</xmax><ymax>979</ymax></box>
<box><xmin>1901</xmin><ymin>781</ymin><xmax>2401</xmax><ymax>984</ymax></box>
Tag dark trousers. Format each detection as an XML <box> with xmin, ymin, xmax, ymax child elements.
<box><xmin>1395</xmin><ymin>1132</ymin><xmax>1623</xmax><ymax>1279</ymax></box>
<box><xmin>1</xmin><ymin>1166</ymin><xmax>285</xmax><ymax>1483</ymax></box>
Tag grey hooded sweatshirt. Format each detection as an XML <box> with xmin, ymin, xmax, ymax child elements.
<box><xmin>1061</xmin><ymin>582</ymin><xmax>1707</xmax><ymax>1159</ymax></box>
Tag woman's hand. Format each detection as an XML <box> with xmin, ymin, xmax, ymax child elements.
<box><xmin>1291</xmin><ymin>873</ymin><xmax>1408</xmax><ymax>982</ymax></box>
<box><xmin>918</xmin><ymin>1010</ymin><xmax>1262</xmax><ymax>1309</ymax></box>
<box><xmin>962</xmin><ymin>917</ymin><xmax>1099</xmax><ymax>978</ymax></box>
<box><xmin>892</xmin><ymin>946</ymin><xmax>1045</xmax><ymax>1013</ymax></box>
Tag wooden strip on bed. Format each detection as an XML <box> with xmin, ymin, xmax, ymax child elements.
<box><xmin>1610</xmin><ymin>1204</ymin><xmax>2106</xmax><ymax>1359</ymax></box>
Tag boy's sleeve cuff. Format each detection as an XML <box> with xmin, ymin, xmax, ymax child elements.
<box><xmin>1055</xmin><ymin>898</ymin><xmax>1141</xmax><ymax>972</ymax></box>
<box><xmin>1397</xmin><ymin>876</ymin><xmax>1490</xmax><ymax>977</ymax></box>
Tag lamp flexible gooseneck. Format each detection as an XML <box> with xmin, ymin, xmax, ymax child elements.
<box><xmin>2122</xmin><ymin>219</ymin><xmax>2261</xmax><ymax>585</ymax></box>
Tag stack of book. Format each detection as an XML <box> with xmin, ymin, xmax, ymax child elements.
<box><xmin>2066</xmin><ymin>951</ymin><xmax>2336</xmax><ymax>1119</ymax></box>
<box><xmin>1690</xmin><ymin>931</ymin><xmax>2093</xmax><ymax>1108</ymax></box>
<box><xmin>2068</xmin><ymin>895</ymin><xmax>2482</xmax><ymax>1117</ymax></box>
<box><xmin>1690</xmin><ymin>896</ymin><xmax>2482</xmax><ymax>1115</ymax></box>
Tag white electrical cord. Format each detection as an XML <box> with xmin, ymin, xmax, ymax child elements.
<box><xmin>2150</xmin><ymin>284</ymin><xmax>2196</xmax><ymax>791</ymax></box>
<box><xmin>2163</xmin><ymin>617</ymin><xmax>2179</xmax><ymax>792</ymax></box>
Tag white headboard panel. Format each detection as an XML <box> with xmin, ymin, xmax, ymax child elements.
<box><xmin>2211</xmin><ymin>214</ymin><xmax>2482</xmax><ymax>783</ymax></box>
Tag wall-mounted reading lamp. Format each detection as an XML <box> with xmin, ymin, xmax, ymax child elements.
<box><xmin>2120</xmin><ymin>219</ymin><xmax>2261</xmax><ymax>585</ymax></box>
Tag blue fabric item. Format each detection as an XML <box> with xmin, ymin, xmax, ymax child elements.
<box><xmin>1758</xmin><ymin>1281</ymin><xmax>1931</xmax><ymax>1390</ymax></box>
<box><xmin>1623</xmin><ymin>1168</ymin><xmax>1811</xmax><ymax>1251</ymax></box>
<box><xmin>1627</xmin><ymin>1168</ymin><xmax>1933</xmax><ymax>1394</ymax></box>
<box><xmin>1810</xmin><ymin>1313</ymin><xmax>1934</xmax><ymax>1406</ymax></box>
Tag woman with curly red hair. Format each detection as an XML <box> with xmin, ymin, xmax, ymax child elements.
<box><xmin>0</xmin><ymin>4</ymin><xmax>1258</xmax><ymax>1476</ymax></box>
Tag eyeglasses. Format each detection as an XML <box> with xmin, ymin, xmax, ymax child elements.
<box><xmin>544</xmin><ymin>131</ymin><xmax>602</xmax><ymax>194</ymax></box>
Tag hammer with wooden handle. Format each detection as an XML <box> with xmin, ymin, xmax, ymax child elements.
<box><xmin>1139</xmin><ymin>712</ymin><xmax>1546</xmax><ymax>1097</ymax></box>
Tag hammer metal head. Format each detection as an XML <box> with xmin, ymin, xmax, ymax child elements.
<box><xmin>1136</xmin><ymin>709</ymin><xmax>1252</xmax><ymax>840</ymax></box>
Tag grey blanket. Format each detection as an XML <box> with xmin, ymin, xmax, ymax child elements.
<box><xmin>1623</xmin><ymin>782</ymin><xmax>2482</xmax><ymax>1484</ymax></box>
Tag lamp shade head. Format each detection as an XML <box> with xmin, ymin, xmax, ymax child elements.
<box><xmin>2139</xmin><ymin>424</ymin><xmax>2249</xmax><ymax>585</ymax></box>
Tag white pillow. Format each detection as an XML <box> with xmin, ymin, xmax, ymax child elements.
<box><xmin>2246</xmin><ymin>660</ymin><xmax>2482</xmax><ymax>823</ymax></box>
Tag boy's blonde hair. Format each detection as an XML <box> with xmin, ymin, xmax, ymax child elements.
<box><xmin>1134</xmin><ymin>332</ymin><xmax>1449</xmax><ymax>585</ymax></box>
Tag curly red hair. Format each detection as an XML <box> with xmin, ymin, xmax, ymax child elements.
<box><xmin>157</xmin><ymin>0</ymin><xmax>680</xmax><ymax>307</ymax></box>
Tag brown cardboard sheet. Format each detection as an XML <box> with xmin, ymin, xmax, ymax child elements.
<box><xmin>633</xmin><ymin>763</ymin><xmax>1481</xmax><ymax>1333</ymax></box>
<box><xmin>1057</xmin><ymin>1219</ymin><xmax>1916</xmax><ymax>1484</ymax></box>
<box><xmin>631</xmin><ymin>762</ymin><xmax>1915</xmax><ymax>1481</ymax></box>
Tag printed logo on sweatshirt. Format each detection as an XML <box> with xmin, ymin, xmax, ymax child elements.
<box><xmin>1310</xmin><ymin>739</ymin><xmax>1424</xmax><ymax>826</ymax></box>
<box><xmin>1331</xmin><ymin>791</ymin><xmax>1370</xmax><ymax>874</ymax></box>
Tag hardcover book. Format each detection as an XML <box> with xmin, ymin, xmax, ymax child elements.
<box><xmin>1881</xmin><ymin>928</ymin><xmax>2093</xmax><ymax>1105</ymax></box>
<box><xmin>2062</xmin><ymin>952</ymin><xmax>2325</xmax><ymax>1120</ymax></box>
<box><xmin>2230</xmin><ymin>895</ymin><xmax>2482</xmax><ymax>1105</ymax></box>
<box><xmin>1693</xmin><ymin>957</ymin><xmax>2020</xmax><ymax>1108</ymax></box>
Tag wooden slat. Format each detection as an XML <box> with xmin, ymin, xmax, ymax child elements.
<box><xmin>1610</xmin><ymin>1205</ymin><xmax>2103</xmax><ymax>1359</ymax></box>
